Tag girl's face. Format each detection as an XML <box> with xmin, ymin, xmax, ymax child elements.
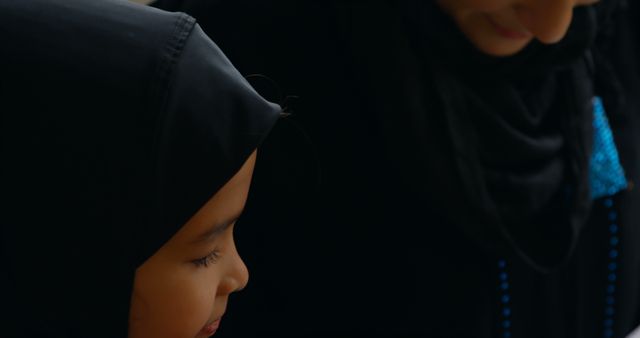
<box><xmin>128</xmin><ymin>151</ymin><xmax>256</xmax><ymax>338</ymax></box>
<box><xmin>437</xmin><ymin>0</ymin><xmax>601</xmax><ymax>56</ymax></box>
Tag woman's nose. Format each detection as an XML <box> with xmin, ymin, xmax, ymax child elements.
<box><xmin>516</xmin><ymin>0</ymin><xmax>575</xmax><ymax>44</ymax></box>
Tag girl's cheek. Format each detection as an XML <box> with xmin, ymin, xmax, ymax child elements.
<box><xmin>150</xmin><ymin>278</ymin><xmax>216</xmax><ymax>338</ymax></box>
<box><xmin>130</xmin><ymin>265</ymin><xmax>219</xmax><ymax>338</ymax></box>
<box><xmin>181</xmin><ymin>268</ymin><xmax>222</xmax><ymax>332</ymax></box>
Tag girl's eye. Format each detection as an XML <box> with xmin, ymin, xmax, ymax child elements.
<box><xmin>192</xmin><ymin>249</ymin><xmax>221</xmax><ymax>268</ymax></box>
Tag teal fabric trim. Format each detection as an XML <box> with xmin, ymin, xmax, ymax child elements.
<box><xmin>589</xmin><ymin>97</ymin><xmax>627</xmax><ymax>200</ymax></box>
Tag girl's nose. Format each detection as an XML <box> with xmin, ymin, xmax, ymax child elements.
<box><xmin>219</xmin><ymin>241</ymin><xmax>249</xmax><ymax>295</ymax></box>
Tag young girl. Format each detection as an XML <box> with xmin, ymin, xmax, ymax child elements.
<box><xmin>151</xmin><ymin>0</ymin><xmax>640</xmax><ymax>337</ymax></box>
<box><xmin>0</xmin><ymin>0</ymin><xmax>280</xmax><ymax>337</ymax></box>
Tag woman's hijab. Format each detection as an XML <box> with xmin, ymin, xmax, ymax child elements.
<box><xmin>389</xmin><ymin>0</ymin><xmax>622</xmax><ymax>270</ymax></box>
<box><xmin>0</xmin><ymin>0</ymin><xmax>280</xmax><ymax>336</ymax></box>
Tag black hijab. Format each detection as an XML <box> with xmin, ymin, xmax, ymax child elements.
<box><xmin>0</xmin><ymin>0</ymin><xmax>280</xmax><ymax>337</ymax></box>
<box><xmin>384</xmin><ymin>1</ymin><xmax>621</xmax><ymax>271</ymax></box>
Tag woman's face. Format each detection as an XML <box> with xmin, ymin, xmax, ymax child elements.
<box><xmin>128</xmin><ymin>151</ymin><xmax>256</xmax><ymax>338</ymax></box>
<box><xmin>437</xmin><ymin>0</ymin><xmax>601</xmax><ymax>56</ymax></box>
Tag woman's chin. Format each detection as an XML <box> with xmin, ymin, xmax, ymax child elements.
<box><xmin>474</xmin><ymin>39</ymin><xmax>532</xmax><ymax>57</ymax></box>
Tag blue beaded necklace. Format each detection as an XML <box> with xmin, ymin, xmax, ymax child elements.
<box><xmin>603</xmin><ymin>196</ymin><xmax>620</xmax><ymax>338</ymax></box>
<box><xmin>498</xmin><ymin>258</ymin><xmax>512</xmax><ymax>338</ymax></box>
<box><xmin>591</xmin><ymin>97</ymin><xmax>627</xmax><ymax>338</ymax></box>
<box><xmin>497</xmin><ymin>97</ymin><xmax>627</xmax><ymax>338</ymax></box>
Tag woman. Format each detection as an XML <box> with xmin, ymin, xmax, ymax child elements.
<box><xmin>151</xmin><ymin>0</ymin><xmax>640</xmax><ymax>337</ymax></box>
<box><xmin>0</xmin><ymin>0</ymin><xmax>280</xmax><ymax>337</ymax></box>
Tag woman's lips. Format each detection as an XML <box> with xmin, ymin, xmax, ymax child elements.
<box><xmin>202</xmin><ymin>319</ymin><xmax>221</xmax><ymax>337</ymax></box>
<box><xmin>486</xmin><ymin>15</ymin><xmax>532</xmax><ymax>40</ymax></box>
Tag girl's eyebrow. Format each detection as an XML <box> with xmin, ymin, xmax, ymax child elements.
<box><xmin>191</xmin><ymin>209</ymin><xmax>243</xmax><ymax>244</ymax></box>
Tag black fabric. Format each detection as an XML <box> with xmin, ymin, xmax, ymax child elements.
<box><xmin>394</xmin><ymin>1</ymin><xmax>601</xmax><ymax>271</ymax></box>
<box><xmin>0</xmin><ymin>0</ymin><xmax>280</xmax><ymax>337</ymax></box>
<box><xmin>151</xmin><ymin>0</ymin><xmax>640</xmax><ymax>337</ymax></box>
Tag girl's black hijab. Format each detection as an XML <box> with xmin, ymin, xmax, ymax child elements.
<box><xmin>0</xmin><ymin>0</ymin><xmax>280</xmax><ymax>337</ymax></box>
<box><xmin>391</xmin><ymin>0</ymin><xmax>622</xmax><ymax>271</ymax></box>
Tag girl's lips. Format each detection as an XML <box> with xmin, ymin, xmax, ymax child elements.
<box><xmin>202</xmin><ymin>319</ymin><xmax>221</xmax><ymax>337</ymax></box>
<box><xmin>486</xmin><ymin>15</ymin><xmax>532</xmax><ymax>40</ymax></box>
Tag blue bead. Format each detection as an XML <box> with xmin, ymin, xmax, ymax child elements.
<box><xmin>605</xmin><ymin>328</ymin><xmax>614</xmax><ymax>338</ymax></box>
<box><xmin>501</xmin><ymin>295</ymin><xmax>510</xmax><ymax>304</ymax></box>
<box><xmin>604</xmin><ymin>199</ymin><xmax>614</xmax><ymax>208</ymax></box>
<box><xmin>504</xmin><ymin>332</ymin><xmax>512</xmax><ymax>338</ymax></box>
<box><xmin>498</xmin><ymin>260</ymin><xmax>507</xmax><ymax>269</ymax></box>
<box><xmin>605</xmin><ymin>306</ymin><xmax>615</xmax><ymax>316</ymax></box>
<box><xmin>502</xmin><ymin>320</ymin><xmax>511</xmax><ymax>329</ymax></box>
<box><xmin>501</xmin><ymin>282</ymin><xmax>509</xmax><ymax>290</ymax></box>
<box><xmin>606</xmin><ymin>296</ymin><xmax>615</xmax><ymax>305</ymax></box>
<box><xmin>609</xmin><ymin>224</ymin><xmax>619</xmax><ymax>234</ymax></box>
<box><xmin>610</xmin><ymin>237</ymin><xmax>619</xmax><ymax>246</ymax></box>
<box><xmin>608</xmin><ymin>273</ymin><xmax>617</xmax><ymax>282</ymax></box>
<box><xmin>604</xmin><ymin>318</ymin><xmax>614</xmax><ymax>327</ymax></box>
<box><xmin>503</xmin><ymin>308</ymin><xmax>512</xmax><ymax>317</ymax></box>
<box><xmin>609</xmin><ymin>250</ymin><xmax>619</xmax><ymax>259</ymax></box>
<box><xmin>608</xmin><ymin>262</ymin><xmax>617</xmax><ymax>271</ymax></box>
<box><xmin>500</xmin><ymin>272</ymin><xmax>508</xmax><ymax>281</ymax></box>
<box><xmin>607</xmin><ymin>284</ymin><xmax>616</xmax><ymax>294</ymax></box>
<box><xmin>609</xmin><ymin>212</ymin><xmax>618</xmax><ymax>221</ymax></box>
